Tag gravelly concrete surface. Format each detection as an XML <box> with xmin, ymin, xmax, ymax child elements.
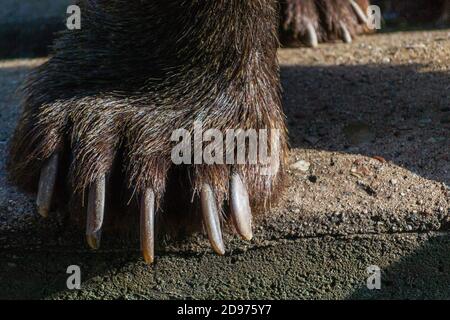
<box><xmin>0</xmin><ymin>23</ymin><xmax>449</xmax><ymax>299</ymax></box>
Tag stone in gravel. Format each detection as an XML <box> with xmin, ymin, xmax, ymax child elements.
<box><xmin>291</xmin><ymin>160</ymin><xmax>311</xmax><ymax>172</ymax></box>
<box><xmin>304</xmin><ymin>136</ymin><xmax>320</xmax><ymax>145</ymax></box>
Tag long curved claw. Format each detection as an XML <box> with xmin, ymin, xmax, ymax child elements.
<box><xmin>200</xmin><ymin>183</ymin><xmax>225</xmax><ymax>255</ymax></box>
<box><xmin>36</xmin><ymin>153</ymin><xmax>59</xmax><ymax>218</ymax></box>
<box><xmin>305</xmin><ymin>21</ymin><xmax>319</xmax><ymax>48</ymax></box>
<box><xmin>140</xmin><ymin>188</ymin><xmax>155</xmax><ymax>264</ymax></box>
<box><xmin>86</xmin><ymin>175</ymin><xmax>105</xmax><ymax>250</ymax></box>
<box><xmin>339</xmin><ymin>22</ymin><xmax>353</xmax><ymax>43</ymax></box>
<box><xmin>349</xmin><ymin>0</ymin><xmax>369</xmax><ymax>24</ymax></box>
<box><xmin>230</xmin><ymin>173</ymin><xmax>252</xmax><ymax>241</ymax></box>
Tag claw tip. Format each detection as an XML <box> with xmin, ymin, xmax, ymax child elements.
<box><xmin>86</xmin><ymin>234</ymin><xmax>101</xmax><ymax>250</ymax></box>
<box><xmin>143</xmin><ymin>251</ymin><xmax>154</xmax><ymax>265</ymax></box>
<box><xmin>242</xmin><ymin>232</ymin><xmax>253</xmax><ymax>242</ymax></box>
<box><xmin>37</xmin><ymin>206</ymin><xmax>49</xmax><ymax>218</ymax></box>
<box><xmin>213</xmin><ymin>243</ymin><xmax>226</xmax><ymax>256</ymax></box>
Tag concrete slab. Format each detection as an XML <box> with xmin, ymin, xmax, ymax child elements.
<box><xmin>0</xmin><ymin>25</ymin><xmax>449</xmax><ymax>298</ymax></box>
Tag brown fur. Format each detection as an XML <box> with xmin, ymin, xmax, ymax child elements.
<box><xmin>7</xmin><ymin>0</ymin><xmax>288</xmax><ymax>237</ymax></box>
<box><xmin>279</xmin><ymin>0</ymin><xmax>372</xmax><ymax>46</ymax></box>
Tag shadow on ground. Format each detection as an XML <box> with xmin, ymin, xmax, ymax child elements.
<box><xmin>282</xmin><ymin>63</ymin><xmax>449</xmax><ymax>186</ymax></box>
<box><xmin>2</xmin><ymin>226</ymin><xmax>450</xmax><ymax>299</ymax></box>
<box><xmin>349</xmin><ymin>233</ymin><xmax>450</xmax><ymax>299</ymax></box>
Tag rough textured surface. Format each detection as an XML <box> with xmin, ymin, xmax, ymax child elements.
<box><xmin>0</xmin><ymin>19</ymin><xmax>449</xmax><ymax>300</ymax></box>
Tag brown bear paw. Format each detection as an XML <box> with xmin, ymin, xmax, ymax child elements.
<box><xmin>7</xmin><ymin>0</ymin><xmax>288</xmax><ymax>265</ymax></box>
<box><xmin>280</xmin><ymin>0</ymin><xmax>372</xmax><ymax>47</ymax></box>
<box><xmin>8</xmin><ymin>91</ymin><xmax>286</xmax><ymax>264</ymax></box>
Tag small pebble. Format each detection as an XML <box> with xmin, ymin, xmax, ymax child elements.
<box><xmin>291</xmin><ymin>160</ymin><xmax>310</xmax><ymax>172</ymax></box>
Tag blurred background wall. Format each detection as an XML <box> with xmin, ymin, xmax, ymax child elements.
<box><xmin>0</xmin><ymin>0</ymin><xmax>71</xmax><ymax>58</ymax></box>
